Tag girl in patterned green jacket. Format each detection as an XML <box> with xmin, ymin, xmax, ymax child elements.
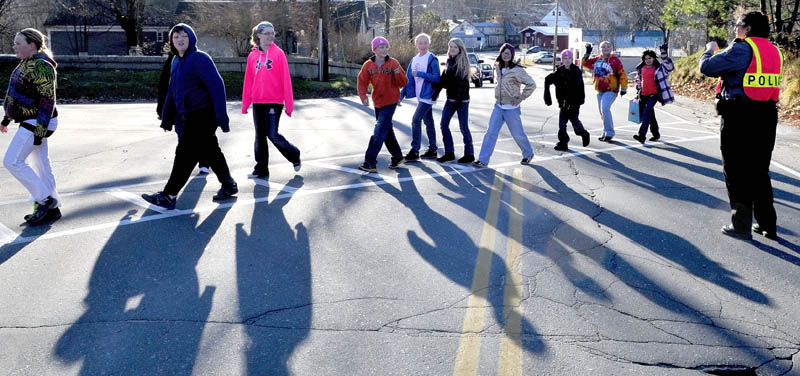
<box><xmin>1</xmin><ymin>28</ymin><xmax>61</xmax><ymax>225</ymax></box>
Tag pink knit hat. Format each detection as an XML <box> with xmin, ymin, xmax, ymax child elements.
<box><xmin>560</xmin><ymin>49</ymin><xmax>573</xmax><ymax>60</ymax></box>
<box><xmin>372</xmin><ymin>37</ymin><xmax>389</xmax><ymax>51</ymax></box>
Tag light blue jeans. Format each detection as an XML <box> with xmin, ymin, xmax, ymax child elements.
<box><xmin>477</xmin><ymin>105</ymin><xmax>533</xmax><ymax>164</ymax></box>
<box><xmin>597</xmin><ymin>91</ymin><xmax>618</xmax><ymax>137</ymax></box>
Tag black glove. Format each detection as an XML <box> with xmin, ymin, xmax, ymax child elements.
<box><xmin>160</xmin><ymin>122</ymin><xmax>173</xmax><ymax>132</ymax></box>
<box><xmin>620</xmin><ymin>89</ymin><xmax>627</xmax><ymax>96</ymax></box>
<box><xmin>585</xmin><ymin>43</ymin><xmax>593</xmax><ymax>56</ymax></box>
<box><xmin>659</xmin><ymin>43</ymin><xmax>668</xmax><ymax>53</ymax></box>
<box><xmin>1</xmin><ymin>116</ymin><xmax>10</xmax><ymax>126</ymax></box>
<box><xmin>543</xmin><ymin>90</ymin><xmax>552</xmax><ymax>106</ymax></box>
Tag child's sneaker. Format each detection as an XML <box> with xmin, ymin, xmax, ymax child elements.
<box><xmin>472</xmin><ymin>160</ymin><xmax>487</xmax><ymax>168</ymax></box>
<box><xmin>436</xmin><ymin>153</ymin><xmax>455</xmax><ymax>163</ymax></box>
<box><xmin>457</xmin><ymin>155</ymin><xmax>475</xmax><ymax>164</ymax></box>
<box><xmin>404</xmin><ymin>151</ymin><xmax>419</xmax><ymax>162</ymax></box>
<box><xmin>26</xmin><ymin>196</ymin><xmax>58</xmax><ymax>225</ymax></box>
<box><xmin>520</xmin><ymin>157</ymin><xmax>532</xmax><ymax>165</ymax></box>
<box><xmin>198</xmin><ymin>166</ymin><xmax>210</xmax><ymax>175</ymax></box>
<box><xmin>212</xmin><ymin>183</ymin><xmax>239</xmax><ymax>201</ymax></box>
<box><xmin>388</xmin><ymin>157</ymin><xmax>405</xmax><ymax>169</ymax></box>
<box><xmin>420</xmin><ymin>149</ymin><xmax>438</xmax><ymax>159</ymax></box>
<box><xmin>358</xmin><ymin>162</ymin><xmax>378</xmax><ymax>173</ymax></box>
<box><xmin>142</xmin><ymin>192</ymin><xmax>176</xmax><ymax>210</ymax></box>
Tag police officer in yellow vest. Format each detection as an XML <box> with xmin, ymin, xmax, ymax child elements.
<box><xmin>700</xmin><ymin>11</ymin><xmax>782</xmax><ymax>241</ymax></box>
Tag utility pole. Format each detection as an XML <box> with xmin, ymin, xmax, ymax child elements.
<box><xmin>384</xmin><ymin>0</ymin><xmax>393</xmax><ymax>37</ymax></box>
<box><xmin>409</xmin><ymin>0</ymin><xmax>414</xmax><ymax>40</ymax></box>
<box><xmin>319</xmin><ymin>0</ymin><xmax>329</xmax><ymax>81</ymax></box>
<box><xmin>552</xmin><ymin>0</ymin><xmax>559</xmax><ymax>71</ymax></box>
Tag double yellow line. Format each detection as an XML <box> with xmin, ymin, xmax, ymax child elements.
<box><xmin>454</xmin><ymin>169</ymin><xmax>525</xmax><ymax>375</ymax></box>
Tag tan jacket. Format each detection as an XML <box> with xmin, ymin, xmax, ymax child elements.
<box><xmin>494</xmin><ymin>65</ymin><xmax>536</xmax><ymax>106</ymax></box>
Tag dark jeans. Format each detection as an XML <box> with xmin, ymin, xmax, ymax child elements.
<box><xmin>253</xmin><ymin>103</ymin><xmax>300</xmax><ymax>175</ymax></box>
<box><xmin>637</xmin><ymin>94</ymin><xmax>660</xmax><ymax>138</ymax></box>
<box><xmin>410</xmin><ymin>101</ymin><xmax>436</xmax><ymax>153</ymax></box>
<box><xmin>557</xmin><ymin>106</ymin><xmax>587</xmax><ymax>144</ymax></box>
<box><xmin>164</xmin><ymin>107</ymin><xmax>236</xmax><ymax>196</ymax></box>
<box><xmin>719</xmin><ymin>99</ymin><xmax>778</xmax><ymax>233</ymax></box>
<box><xmin>440</xmin><ymin>99</ymin><xmax>473</xmax><ymax>155</ymax></box>
<box><xmin>174</xmin><ymin>122</ymin><xmax>209</xmax><ymax>169</ymax></box>
<box><xmin>364</xmin><ymin>104</ymin><xmax>403</xmax><ymax>167</ymax></box>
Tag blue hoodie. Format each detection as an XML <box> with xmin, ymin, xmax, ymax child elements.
<box><xmin>160</xmin><ymin>24</ymin><xmax>230</xmax><ymax>132</ymax></box>
<box><xmin>400</xmin><ymin>53</ymin><xmax>440</xmax><ymax>101</ymax></box>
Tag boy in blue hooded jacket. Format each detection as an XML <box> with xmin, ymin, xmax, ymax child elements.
<box><xmin>142</xmin><ymin>23</ymin><xmax>237</xmax><ymax>210</ymax></box>
<box><xmin>400</xmin><ymin>33</ymin><xmax>440</xmax><ymax>161</ymax></box>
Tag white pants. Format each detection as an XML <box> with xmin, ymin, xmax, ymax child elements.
<box><xmin>3</xmin><ymin>118</ymin><xmax>61</xmax><ymax>205</ymax></box>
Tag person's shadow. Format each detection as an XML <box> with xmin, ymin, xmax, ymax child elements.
<box><xmin>53</xmin><ymin>178</ymin><xmax>227</xmax><ymax>374</ymax></box>
<box><xmin>1</xmin><ymin>218</ymin><xmax>58</xmax><ymax>265</ymax></box>
<box><xmin>235</xmin><ymin>175</ymin><xmax>310</xmax><ymax>375</ymax></box>
<box><xmin>374</xmin><ymin>168</ymin><xmax>547</xmax><ymax>354</ymax></box>
<box><xmin>527</xmin><ymin>164</ymin><xmax>770</xmax><ymax>306</ymax></box>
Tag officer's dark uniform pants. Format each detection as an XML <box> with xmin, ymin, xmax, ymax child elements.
<box><xmin>719</xmin><ymin>99</ymin><xmax>778</xmax><ymax>233</ymax></box>
<box><xmin>164</xmin><ymin>107</ymin><xmax>236</xmax><ymax>196</ymax></box>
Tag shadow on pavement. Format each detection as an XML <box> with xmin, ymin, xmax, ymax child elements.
<box><xmin>529</xmin><ymin>164</ymin><xmax>770</xmax><ymax>305</ymax></box>
<box><xmin>0</xmin><ymin>219</ymin><xmax>57</xmax><ymax>266</ymax></box>
<box><xmin>375</xmin><ymin>167</ymin><xmax>548</xmax><ymax>355</ymax></box>
<box><xmin>236</xmin><ymin>175</ymin><xmax>310</xmax><ymax>375</ymax></box>
<box><xmin>53</xmin><ymin>178</ymin><xmax>226</xmax><ymax>374</ymax></box>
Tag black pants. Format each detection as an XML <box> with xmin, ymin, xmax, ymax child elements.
<box><xmin>637</xmin><ymin>94</ymin><xmax>660</xmax><ymax>138</ymax></box>
<box><xmin>253</xmin><ymin>103</ymin><xmax>300</xmax><ymax>175</ymax></box>
<box><xmin>719</xmin><ymin>99</ymin><xmax>778</xmax><ymax>233</ymax></box>
<box><xmin>557</xmin><ymin>106</ymin><xmax>587</xmax><ymax>144</ymax></box>
<box><xmin>164</xmin><ymin>107</ymin><xmax>236</xmax><ymax>196</ymax></box>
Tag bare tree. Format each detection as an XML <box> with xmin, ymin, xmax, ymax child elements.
<box><xmin>88</xmin><ymin>0</ymin><xmax>145</xmax><ymax>54</ymax></box>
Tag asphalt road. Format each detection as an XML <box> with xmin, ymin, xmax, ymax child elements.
<box><xmin>1</xmin><ymin>64</ymin><xmax>799</xmax><ymax>375</ymax></box>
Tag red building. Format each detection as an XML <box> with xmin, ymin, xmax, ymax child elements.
<box><xmin>519</xmin><ymin>26</ymin><xmax>569</xmax><ymax>50</ymax></box>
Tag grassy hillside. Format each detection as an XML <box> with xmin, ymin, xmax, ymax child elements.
<box><xmin>670</xmin><ymin>50</ymin><xmax>800</xmax><ymax>126</ymax></box>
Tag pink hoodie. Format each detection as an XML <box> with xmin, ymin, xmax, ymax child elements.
<box><xmin>242</xmin><ymin>44</ymin><xmax>294</xmax><ymax>116</ymax></box>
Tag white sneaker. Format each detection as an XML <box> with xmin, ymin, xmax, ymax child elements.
<box><xmin>198</xmin><ymin>166</ymin><xmax>210</xmax><ymax>174</ymax></box>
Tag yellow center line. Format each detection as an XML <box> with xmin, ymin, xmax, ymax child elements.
<box><xmin>453</xmin><ymin>172</ymin><xmax>504</xmax><ymax>375</ymax></box>
<box><xmin>499</xmin><ymin>168</ymin><xmax>524</xmax><ymax>376</ymax></box>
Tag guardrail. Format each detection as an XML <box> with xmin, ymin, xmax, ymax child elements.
<box><xmin>0</xmin><ymin>54</ymin><xmax>362</xmax><ymax>79</ymax></box>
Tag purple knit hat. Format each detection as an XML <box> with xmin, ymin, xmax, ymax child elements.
<box><xmin>498</xmin><ymin>43</ymin><xmax>515</xmax><ymax>60</ymax></box>
<box><xmin>560</xmin><ymin>49</ymin><xmax>573</xmax><ymax>60</ymax></box>
<box><xmin>372</xmin><ymin>37</ymin><xmax>389</xmax><ymax>51</ymax></box>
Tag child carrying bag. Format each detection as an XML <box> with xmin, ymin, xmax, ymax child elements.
<box><xmin>628</xmin><ymin>99</ymin><xmax>641</xmax><ymax>123</ymax></box>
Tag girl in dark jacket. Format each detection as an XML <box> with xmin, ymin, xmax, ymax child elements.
<box><xmin>157</xmin><ymin>49</ymin><xmax>210</xmax><ymax>174</ymax></box>
<box><xmin>432</xmin><ymin>38</ymin><xmax>474</xmax><ymax>163</ymax></box>
<box><xmin>544</xmin><ymin>49</ymin><xmax>590</xmax><ymax>151</ymax></box>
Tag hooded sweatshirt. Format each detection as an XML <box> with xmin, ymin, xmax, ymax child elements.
<box><xmin>241</xmin><ymin>43</ymin><xmax>294</xmax><ymax>116</ymax></box>
<box><xmin>160</xmin><ymin>23</ymin><xmax>230</xmax><ymax>132</ymax></box>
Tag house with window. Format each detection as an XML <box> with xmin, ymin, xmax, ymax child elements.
<box><xmin>44</xmin><ymin>13</ymin><xmax>171</xmax><ymax>56</ymax></box>
<box><xmin>538</xmin><ymin>5</ymin><xmax>574</xmax><ymax>27</ymax></box>
<box><xmin>448</xmin><ymin>20</ymin><xmax>486</xmax><ymax>50</ymax></box>
<box><xmin>504</xmin><ymin>21</ymin><xmax>520</xmax><ymax>46</ymax></box>
<box><xmin>471</xmin><ymin>22</ymin><xmax>505</xmax><ymax>48</ymax></box>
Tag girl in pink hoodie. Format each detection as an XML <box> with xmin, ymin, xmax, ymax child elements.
<box><xmin>242</xmin><ymin>21</ymin><xmax>301</xmax><ymax>179</ymax></box>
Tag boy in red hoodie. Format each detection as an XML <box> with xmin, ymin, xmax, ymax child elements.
<box><xmin>357</xmin><ymin>37</ymin><xmax>409</xmax><ymax>173</ymax></box>
<box><xmin>242</xmin><ymin>21</ymin><xmax>301</xmax><ymax>179</ymax></box>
